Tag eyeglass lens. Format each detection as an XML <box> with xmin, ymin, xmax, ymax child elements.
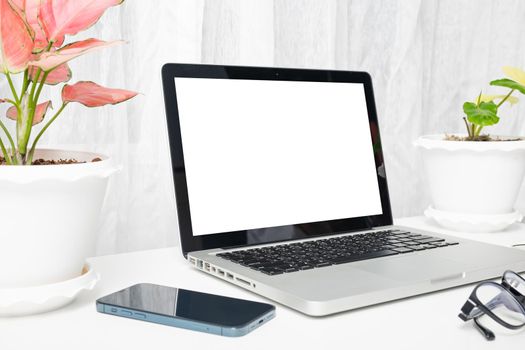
<box><xmin>503</xmin><ymin>271</ymin><xmax>525</xmax><ymax>296</ymax></box>
<box><xmin>474</xmin><ymin>283</ymin><xmax>525</xmax><ymax>327</ymax></box>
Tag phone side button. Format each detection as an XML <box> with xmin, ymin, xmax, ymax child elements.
<box><xmin>134</xmin><ymin>312</ymin><xmax>147</xmax><ymax>319</ymax></box>
<box><xmin>120</xmin><ymin>310</ymin><xmax>132</xmax><ymax>316</ymax></box>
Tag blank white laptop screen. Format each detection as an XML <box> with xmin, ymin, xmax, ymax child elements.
<box><xmin>175</xmin><ymin>77</ymin><xmax>382</xmax><ymax>236</ymax></box>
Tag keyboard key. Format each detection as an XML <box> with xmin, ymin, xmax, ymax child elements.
<box><xmin>432</xmin><ymin>241</ymin><xmax>457</xmax><ymax>247</ymax></box>
<box><xmin>420</xmin><ymin>244</ymin><xmax>438</xmax><ymax>249</ymax></box>
<box><xmin>392</xmin><ymin>247</ymin><xmax>414</xmax><ymax>253</ymax></box>
<box><xmin>314</xmin><ymin>262</ymin><xmax>332</xmax><ymax>268</ymax></box>
<box><xmin>417</xmin><ymin>237</ymin><xmax>445</xmax><ymax>244</ymax></box>
<box><xmin>259</xmin><ymin>268</ymin><xmax>284</xmax><ymax>275</ymax></box>
<box><xmin>413</xmin><ymin>235</ymin><xmax>433</xmax><ymax>241</ymax></box>
<box><xmin>328</xmin><ymin>250</ymin><xmax>398</xmax><ymax>265</ymax></box>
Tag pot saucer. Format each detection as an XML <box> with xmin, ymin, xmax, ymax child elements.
<box><xmin>0</xmin><ymin>263</ymin><xmax>99</xmax><ymax>317</ymax></box>
<box><xmin>424</xmin><ymin>206</ymin><xmax>522</xmax><ymax>233</ymax></box>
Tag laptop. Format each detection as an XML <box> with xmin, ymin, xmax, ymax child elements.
<box><xmin>161</xmin><ymin>63</ymin><xmax>525</xmax><ymax>316</ymax></box>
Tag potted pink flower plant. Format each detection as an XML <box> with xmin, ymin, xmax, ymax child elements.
<box><xmin>0</xmin><ymin>0</ymin><xmax>136</xmax><ymax>297</ymax></box>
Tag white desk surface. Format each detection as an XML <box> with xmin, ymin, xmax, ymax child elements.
<box><xmin>2</xmin><ymin>216</ymin><xmax>525</xmax><ymax>350</ymax></box>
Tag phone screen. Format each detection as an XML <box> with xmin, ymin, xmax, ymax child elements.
<box><xmin>97</xmin><ymin>283</ymin><xmax>274</xmax><ymax>327</ymax></box>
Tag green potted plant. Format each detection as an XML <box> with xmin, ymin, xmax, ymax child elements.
<box><xmin>0</xmin><ymin>0</ymin><xmax>136</xmax><ymax>298</ymax></box>
<box><xmin>415</xmin><ymin>66</ymin><xmax>525</xmax><ymax>232</ymax></box>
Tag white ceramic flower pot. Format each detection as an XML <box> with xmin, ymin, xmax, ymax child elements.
<box><xmin>0</xmin><ymin>149</ymin><xmax>117</xmax><ymax>288</ymax></box>
<box><xmin>414</xmin><ymin>135</ymin><xmax>525</xmax><ymax>231</ymax></box>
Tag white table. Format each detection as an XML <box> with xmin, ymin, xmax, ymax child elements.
<box><xmin>2</xmin><ymin>216</ymin><xmax>525</xmax><ymax>350</ymax></box>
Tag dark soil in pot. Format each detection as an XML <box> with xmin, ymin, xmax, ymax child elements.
<box><xmin>0</xmin><ymin>157</ymin><xmax>102</xmax><ymax>165</ymax></box>
<box><xmin>444</xmin><ymin>134</ymin><xmax>523</xmax><ymax>142</ymax></box>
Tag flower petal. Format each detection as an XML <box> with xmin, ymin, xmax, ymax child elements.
<box><xmin>39</xmin><ymin>0</ymin><xmax>123</xmax><ymax>43</ymax></box>
<box><xmin>503</xmin><ymin>66</ymin><xmax>525</xmax><ymax>87</ymax></box>
<box><xmin>29</xmin><ymin>38</ymin><xmax>123</xmax><ymax>71</ymax></box>
<box><xmin>0</xmin><ymin>0</ymin><xmax>34</xmax><ymax>73</ymax></box>
<box><xmin>62</xmin><ymin>81</ymin><xmax>137</xmax><ymax>107</ymax></box>
<box><xmin>6</xmin><ymin>100</ymin><xmax>52</xmax><ymax>125</ymax></box>
<box><xmin>29</xmin><ymin>62</ymin><xmax>71</xmax><ymax>84</ymax></box>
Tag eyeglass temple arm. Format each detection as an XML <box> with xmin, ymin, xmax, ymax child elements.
<box><xmin>474</xmin><ymin>317</ymin><xmax>495</xmax><ymax>341</ymax></box>
<box><xmin>458</xmin><ymin>299</ymin><xmax>476</xmax><ymax>321</ymax></box>
<box><xmin>459</xmin><ymin>300</ymin><xmax>496</xmax><ymax>340</ymax></box>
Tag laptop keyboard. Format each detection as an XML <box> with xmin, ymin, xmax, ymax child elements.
<box><xmin>216</xmin><ymin>229</ymin><xmax>459</xmax><ymax>275</ymax></box>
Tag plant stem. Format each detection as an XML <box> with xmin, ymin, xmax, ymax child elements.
<box><xmin>18</xmin><ymin>41</ymin><xmax>55</xmax><ymax>163</ymax></box>
<box><xmin>27</xmin><ymin>42</ymin><xmax>53</xmax><ymax>104</ymax></box>
<box><xmin>0</xmin><ymin>136</ymin><xmax>13</xmax><ymax>165</ymax></box>
<box><xmin>28</xmin><ymin>68</ymin><xmax>42</xmax><ymax>102</ymax></box>
<box><xmin>0</xmin><ymin>119</ymin><xmax>16</xmax><ymax>156</ymax></box>
<box><xmin>27</xmin><ymin>102</ymin><xmax>68</xmax><ymax>164</ymax></box>
<box><xmin>497</xmin><ymin>89</ymin><xmax>515</xmax><ymax>108</ymax></box>
<box><xmin>21</xmin><ymin>69</ymin><xmax>29</xmax><ymax>95</ymax></box>
<box><xmin>33</xmin><ymin>71</ymin><xmax>49</xmax><ymax>106</ymax></box>
<box><xmin>475</xmin><ymin>125</ymin><xmax>483</xmax><ymax>137</ymax></box>
<box><xmin>18</xmin><ymin>70</ymin><xmax>51</xmax><ymax>163</ymax></box>
<box><xmin>6</xmin><ymin>72</ymin><xmax>19</xmax><ymax>103</ymax></box>
<box><xmin>463</xmin><ymin>118</ymin><xmax>472</xmax><ymax>138</ymax></box>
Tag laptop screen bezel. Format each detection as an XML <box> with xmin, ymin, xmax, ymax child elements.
<box><xmin>161</xmin><ymin>63</ymin><xmax>393</xmax><ymax>256</ymax></box>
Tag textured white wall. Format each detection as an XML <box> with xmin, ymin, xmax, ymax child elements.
<box><xmin>2</xmin><ymin>0</ymin><xmax>525</xmax><ymax>255</ymax></box>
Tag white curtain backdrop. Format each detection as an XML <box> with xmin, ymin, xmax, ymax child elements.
<box><xmin>2</xmin><ymin>0</ymin><xmax>525</xmax><ymax>255</ymax></box>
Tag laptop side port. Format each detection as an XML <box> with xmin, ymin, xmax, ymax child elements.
<box><xmin>226</xmin><ymin>272</ymin><xmax>234</xmax><ymax>280</ymax></box>
<box><xmin>204</xmin><ymin>262</ymin><xmax>211</xmax><ymax>272</ymax></box>
<box><xmin>235</xmin><ymin>277</ymin><xmax>252</xmax><ymax>287</ymax></box>
<box><xmin>196</xmin><ymin>260</ymin><xmax>203</xmax><ymax>269</ymax></box>
<box><xmin>217</xmin><ymin>269</ymin><xmax>225</xmax><ymax>277</ymax></box>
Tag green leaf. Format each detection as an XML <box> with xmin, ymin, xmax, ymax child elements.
<box><xmin>463</xmin><ymin>101</ymin><xmax>499</xmax><ymax>126</ymax></box>
<box><xmin>490</xmin><ymin>78</ymin><xmax>525</xmax><ymax>95</ymax></box>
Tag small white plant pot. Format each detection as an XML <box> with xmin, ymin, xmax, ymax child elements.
<box><xmin>414</xmin><ymin>135</ymin><xmax>525</xmax><ymax>231</ymax></box>
<box><xmin>0</xmin><ymin>149</ymin><xmax>118</xmax><ymax>288</ymax></box>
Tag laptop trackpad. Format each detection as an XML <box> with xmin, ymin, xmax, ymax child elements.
<box><xmin>356</xmin><ymin>254</ymin><xmax>473</xmax><ymax>282</ymax></box>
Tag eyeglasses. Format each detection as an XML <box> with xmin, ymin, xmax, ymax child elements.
<box><xmin>458</xmin><ymin>270</ymin><xmax>525</xmax><ymax>340</ymax></box>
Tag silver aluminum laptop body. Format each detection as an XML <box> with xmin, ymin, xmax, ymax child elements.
<box><xmin>161</xmin><ymin>64</ymin><xmax>525</xmax><ymax>316</ymax></box>
<box><xmin>188</xmin><ymin>227</ymin><xmax>525</xmax><ymax>316</ymax></box>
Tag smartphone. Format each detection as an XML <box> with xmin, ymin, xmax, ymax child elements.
<box><xmin>96</xmin><ymin>283</ymin><xmax>275</xmax><ymax>337</ymax></box>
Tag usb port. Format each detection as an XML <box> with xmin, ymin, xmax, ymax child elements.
<box><xmin>226</xmin><ymin>272</ymin><xmax>234</xmax><ymax>280</ymax></box>
<box><xmin>218</xmin><ymin>269</ymin><xmax>225</xmax><ymax>277</ymax></box>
